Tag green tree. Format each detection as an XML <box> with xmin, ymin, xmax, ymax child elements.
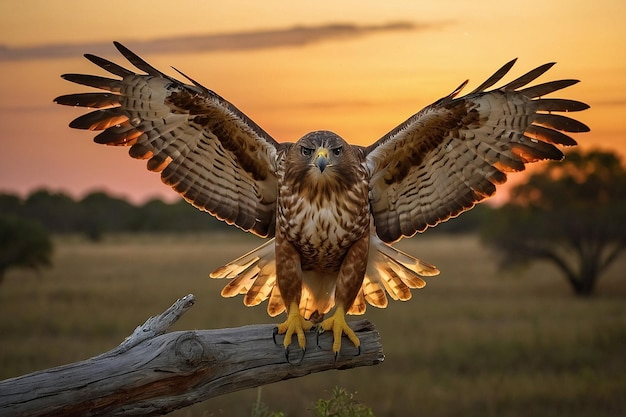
<box><xmin>0</xmin><ymin>216</ymin><xmax>53</xmax><ymax>282</ymax></box>
<box><xmin>482</xmin><ymin>149</ymin><xmax>626</xmax><ymax>296</ymax></box>
<box><xmin>78</xmin><ymin>191</ymin><xmax>135</xmax><ymax>241</ymax></box>
<box><xmin>133</xmin><ymin>198</ymin><xmax>233</xmax><ymax>233</ymax></box>
<box><xmin>22</xmin><ymin>189</ymin><xmax>80</xmax><ymax>233</ymax></box>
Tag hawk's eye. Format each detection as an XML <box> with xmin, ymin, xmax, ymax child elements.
<box><xmin>332</xmin><ymin>147</ymin><xmax>343</xmax><ymax>156</ymax></box>
<box><xmin>301</xmin><ymin>146</ymin><xmax>313</xmax><ymax>157</ymax></box>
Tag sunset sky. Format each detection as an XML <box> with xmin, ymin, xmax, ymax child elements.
<box><xmin>1</xmin><ymin>0</ymin><xmax>625</xmax><ymax>203</ymax></box>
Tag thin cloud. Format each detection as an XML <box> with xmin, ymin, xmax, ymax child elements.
<box><xmin>590</xmin><ymin>99</ymin><xmax>626</xmax><ymax>107</ymax></box>
<box><xmin>0</xmin><ymin>21</ymin><xmax>447</xmax><ymax>61</ymax></box>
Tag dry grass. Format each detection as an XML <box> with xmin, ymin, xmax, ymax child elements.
<box><xmin>1</xmin><ymin>233</ymin><xmax>625</xmax><ymax>416</ymax></box>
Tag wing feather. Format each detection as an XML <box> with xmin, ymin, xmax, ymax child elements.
<box><xmin>366</xmin><ymin>61</ymin><xmax>589</xmax><ymax>242</ymax></box>
<box><xmin>519</xmin><ymin>79</ymin><xmax>580</xmax><ymax>98</ymax></box>
<box><xmin>501</xmin><ymin>62</ymin><xmax>555</xmax><ymax>91</ymax></box>
<box><xmin>53</xmin><ymin>92</ymin><xmax>122</xmax><ymax>108</ymax></box>
<box><xmin>84</xmin><ymin>53</ymin><xmax>135</xmax><ymax>78</ymax></box>
<box><xmin>532</xmin><ymin>113</ymin><xmax>589</xmax><ymax>133</ymax></box>
<box><xmin>60</xmin><ymin>74</ymin><xmax>124</xmax><ymax>92</ymax></box>
<box><xmin>113</xmin><ymin>41</ymin><xmax>168</xmax><ymax>78</ymax></box>
<box><xmin>55</xmin><ymin>42</ymin><xmax>283</xmax><ymax>237</ymax></box>
<box><xmin>468</xmin><ymin>58</ymin><xmax>516</xmax><ymax>94</ymax></box>
<box><xmin>534</xmin><ymin>98</ymin><xmax>589</xmax><ymax>112</ymax></box>
<box><xmin>69</xmin><ymin>108</ymin><xmax>128</xmax><ymax>131</ymax></box>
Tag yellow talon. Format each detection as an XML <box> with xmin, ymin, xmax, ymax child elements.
<box><xmin>276</xmin><ymin>301</ymin><xmax>313</xmax><ymax>349</ymax></box>
<box><xmin>319</xmin><ymin>305</ymin><xmax>360</xmax><ymax>354</ymax></box>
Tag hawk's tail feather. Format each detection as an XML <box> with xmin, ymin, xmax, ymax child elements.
<box><xmin>350</xmin><ymin>235</ymin><xmax>439</xmax><ymax>315</ymax></box>
<box><xmin>209</xmin><ymin>238</ymin><xmax>286</xmax><ymax>317</ymax></box>
<box><xmin>210</xmin><ymin>238</ymin><xmax>274</xmax><ymax>293</ymax></box>
<box><xmin>267</xmin><ymin>285</ymin><xmax>285</xmax><ymax>317</ymax></box>
<box><xmin>244</xmin><ymin>259</ymin><xmax>276</xmax><ymax>306</ymax></box>
<box><xmin>211</xmin><ymin>235</ymin><xmax>438</xmax><ymax>317</ymax></box>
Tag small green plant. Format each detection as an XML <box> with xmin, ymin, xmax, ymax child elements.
<box><xmin>250</xmin><ymin>386</ymin><xmax>374</xmax><ymax>417</ymax></box>
<box><xmin>312</xmin><ymin>387</ymin><xmax>375</xmax><ymax>417</ymax></box>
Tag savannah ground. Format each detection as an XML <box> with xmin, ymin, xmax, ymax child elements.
<box><xmin>1</xmin><ymin>233</ymin><xmax>624</xmax><ymax>416</ymax></box>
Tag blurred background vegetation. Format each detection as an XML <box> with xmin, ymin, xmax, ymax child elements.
<box><xmin>1</xmin><ymin>148</ymin><xmax>625</xmax><ymax>416</ymax></box>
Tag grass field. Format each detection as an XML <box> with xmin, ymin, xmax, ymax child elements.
<box><xmin>1</xmin><ymin>233</ymin><xmax>625</xmax><ymax>416</ymax></box>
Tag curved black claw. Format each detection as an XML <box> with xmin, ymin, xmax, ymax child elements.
<box><xmin>285</xmin><ymin>346</ymin><xmax>306</xmax><ymax>365</ymax></box>
<box><xmin>272</xmin><ymin>327</ymin><xmax>280</xmax><ymax>345</ymax></box>
<box><xmin>274</xmin><ymin>327</ymin><xmax>306</xmax><ymax>364</ymax></box>
<box><xmin>314</xmin><ymin>325</ymin><xmax>323</xmax><ymax>349</ymax></box>
<box><xmin>332</xmin><ymin>344</ymin><xmax>360</xmax><ymax>362</ymax></box>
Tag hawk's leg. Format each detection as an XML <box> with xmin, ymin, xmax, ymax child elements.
<box><xmin>274</xmin><ymin>232</ymin><xmax>313</xmax><ymax>353</ymax></box>
<box><xmin>319</xmin><ymin>231</ymin><xmax>369</xmax><ymax>355</ymax></box>
<box><xmin>276</xmin><ymin>301</ymin><xmax>314</xmax><ymax>350</ymax></box>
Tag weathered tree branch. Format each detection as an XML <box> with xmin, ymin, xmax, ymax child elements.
<box><xmin>0</xmin><ymin>294</ymin><xmax>384</xmax><ymax>417</ymax></box>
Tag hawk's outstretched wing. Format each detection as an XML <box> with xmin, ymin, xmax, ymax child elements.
<box><xmin>365</xmin><ymin>59</ymin><xmax>590</xmax><ymax>243</ymax></box>
<box><xmin>55</xmin><ymin>42</ymin><xmax>285</xmax><ymax>237</ymax></box>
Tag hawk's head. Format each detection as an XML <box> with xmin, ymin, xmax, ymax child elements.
<box><xmin>284</xmin><ymin>130</ymin><xmax>363</xmax><ymax>194</ymax></box>
<box><xmin>295</xmin><ymin>130</ymin><xmax>349</xmax><ymax>172</ymax></box>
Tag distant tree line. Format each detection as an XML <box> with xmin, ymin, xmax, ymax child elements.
<box><xmin>0</xmin><ymin>189</ymin><xmax>233</xmax><ymax>241</ymax></box>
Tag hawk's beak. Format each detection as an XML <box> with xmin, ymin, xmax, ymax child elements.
<box><xmin>315</xmin><ymin>148</ymin><xmax>329</xmax><ymax>172</ymax></box>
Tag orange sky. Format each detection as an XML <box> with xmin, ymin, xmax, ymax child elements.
<box><xmin>1</xmin><ymin>0</ymin><xmax>625</xmax><ymax>203</ymax></box>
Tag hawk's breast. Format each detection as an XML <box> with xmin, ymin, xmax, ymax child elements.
<box><xmin>277</xmin><ymin>162</ymin><xmax>370</xmax><ymax>272</ymax></box>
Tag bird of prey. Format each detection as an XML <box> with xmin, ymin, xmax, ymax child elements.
<box><xmin>55</xmin><ymin>42</ymin><xmax>589</xmax><ymax>357</ymax></box>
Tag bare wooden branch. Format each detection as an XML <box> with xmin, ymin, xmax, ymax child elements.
<box><xmin>0</xmin><ymin>294</ymin><xmax>384</xmax><ymax>417</ymax></box>
<box><xmin>109</xmin><ymin>293</ymin><xmax>197</xmax><ymax>356</ymax></box>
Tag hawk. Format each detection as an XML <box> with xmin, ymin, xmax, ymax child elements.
<box><xmin>55</xmin><ymin>42</ymin><xmax>589</xmax><ymax>356</ymax></box>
